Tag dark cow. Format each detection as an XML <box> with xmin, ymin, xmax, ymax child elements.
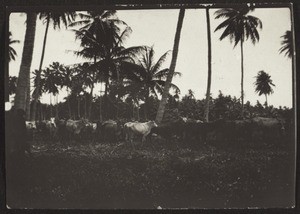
<box><xmin>36</xmin><ymin>118</ymin><xmax>57</xmax><ymax>140</ymax></box>
<box><xmin>251</xmin><ymin>117</ymin><xmax>286</xmax><ymax>143</ymax></box>
<box><xmin>65</xmin><ymin>119</ymin><xmax>88</xmax><ymax>141</ymax></box>
<box><xmin>124</xmin><ymin>121</ymin><xmax>158</xmax><ymax>147</ymax></box>
<box><xmin>97</xmin><ymin>120</ymin><xmax>123</xmax><ymax>143</ymax></box>
<box><xmin>151</xmin><ymin>119</ymin><xmax>186</xmax><ymax>142</ymax></box>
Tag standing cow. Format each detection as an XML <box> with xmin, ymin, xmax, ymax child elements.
<box><xmin>97</xmin><ymin>120</ymin><xmax>123</xmax><ymax>143</ymax></box>
<box><xmin>124</xmin><ymin>121</ymin><xmax>158</xmax><ymax>148</ymax></box>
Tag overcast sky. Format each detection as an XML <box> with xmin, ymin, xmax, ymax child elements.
<box><xmin>9</xmin><ymin>7</ymin><xmax>293</xmax><ymax>107</ymax></box>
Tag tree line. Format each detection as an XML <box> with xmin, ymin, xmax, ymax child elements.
<box><xmin>8</xmin><ymin>5</ymin><xmax>293</xmax><ymax>123</ymax></box>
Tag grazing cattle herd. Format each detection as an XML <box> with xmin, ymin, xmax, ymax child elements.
<box><xmin>23</xmin><ymin>115</ymin><xmax>291</xmax><ymax>147</ymax></box>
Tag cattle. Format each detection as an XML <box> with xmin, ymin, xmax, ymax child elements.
<box><xmin>97</xmin><ymin>120</ymin><xmax>123</xmax><ymax>143</ymax></box>
<box><xmin>124</xmin><ymin>121</ymin><xmax>158</xmax><ymax>147</ymax></box>
<box><xmin>251</xmin><ymin>117</ymin><xmax>286</xmax><ymax>143</ymax></box>
<box><xmin>65</xmin><ymin>119</ymin><xmax>88</xmax><ymax>141</ymax></box>
<box><xmin>151</xmin><ymin>119</ymin><xmax>186</xmax><ymax>142</ymax></box>
<box><xmin>35</xmin><ymin>119</ymin><xmax>57</xmax><ymax>140</ymax></box>
<box><xmin>25</xmin><ymin>121</ymin><xmax>37</xmax><ymax>140</ymax></box>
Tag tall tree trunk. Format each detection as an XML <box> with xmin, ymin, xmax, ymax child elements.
<box><xmin>89</xmin><ymin>85</ymin><xmax>94</xmax><ymax>120</ymax></box>
<box><xmin>265</xmin><ymin>94</ymin><xmax>268</xmax><ymax>107</ymax></box>
<box><xmin>204</xmin><ymin>7</ymin><xmax>212</xmax><ymax>122</ymax></box>
<box><xmin>99</xmin><ymin>81</ymin><xmax>103</xmax><ymax>121</ymax></box>
<box><xmin>66</xmin><ymin>88</ymin><xmax>72</xmax><ymax>119</ymax></box>
<box><xmin>84</xmin><ymin>93</ymin><xmax>87</xmax><ymax>119</ymax></box>
<box><xmin>14</xmin><ymin>13</ymin><xmax>37</xmax><ymax>111</ymax></box>
<box><xmin>25</xmin><ymin>75</ymin><xmax>31</xmax><ymax>120</ymax></box>
<box><xmin>144</xmin><ymin>89</ymin><xmax>149</xmax><ymax>120</ymax></box>
<box><xmin>78</xmin><ymin>97</ymin><xmax>80</xmax><ymax>119</ymax></box>
<box><xmin>31</xmin><ymin>16</ymin><xmax>50</xmax><ymax>121</ymax></box>
<box><xmin>55</xmin><ymin>94</ymin><xmax>59</xmax><ymax>119</ymax></box>
<box><xmin>240</xmin><ymin>40</ymin><xmax>244</xmax><ymax>118</ymax></box>
<box><xmin>50</xmin><ymin>94</ymin><xmax>53</xmax><ymax>118</ymax></box>
<box><xmin>104</xmin><ymin>78</ymin><xmax>109</xmax><ymax>120</ymax></box>
<box><xmin>155</xmin><ymin>9</ymin><xmax>185</xmax><ymax>123</ymax></box>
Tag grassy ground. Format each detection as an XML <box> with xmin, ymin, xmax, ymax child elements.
<box><xmin>6</xmin><ymin>138</ymin><xmax>295</xmax><ymax>209</ymax></box>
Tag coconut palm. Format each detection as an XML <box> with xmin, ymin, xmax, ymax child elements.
<box><xmin>204</xmin><ymin>6</ymin><xmax>212</xmax><ymax>122</ymax></box>
<box><xmin>8</xmin><ymin>32</ymin><xmax>20</xmax><ymax>62</ymax></box>
<box><xmin>57</xmin><ymin>65</ymin><xmax>74</xmax><ymax>119</ymax></box>
<box><xmin>31</xmin><ymin>11</ymin><xmax>76</xmax><ymax>120</ymax></box>
<box><xmin>156</xmin><ymin>9</ymin><xmax>185</xmax><ymax>123</ymax></box>
<box><xmin>279</xmin><ymin>30</ymin><xmax>293</xmax><ymax>58</ymax></box>
<box><xmin>254</xmin><ymin>70</ymin><xmax>275</xmax><ymax>107</ymax></box>
<box><xmin>14</xmin><ymin>13</ymin><xmax>37</xmax><ymax>114</ymax></box>
<box><xmin>121</xmin><ymin>46</ymin><xmax>181</xmax><ymax>119</ymax></box>
<box><xmin>214</xmin><ymin>5</ymin><xmax>262</xmax><ymax>118</ymax></box>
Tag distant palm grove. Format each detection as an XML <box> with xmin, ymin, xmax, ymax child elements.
<box><xmin>8</xmin><ymin>5</ymin><xmax>294</xmax><ymax>123</ymax></box>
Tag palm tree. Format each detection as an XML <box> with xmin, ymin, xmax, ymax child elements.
<box><xmin>279</xmin><ymin>30</ymin><xmax>293</xmax><ymax>58</ymax></box>
<box><xmin>156</xmin><ymin>9</ymin><xmax>185</xmax><ymax>123</ymax></box>
<box><xmin>57</xmin><ymin>65</ymin><xmax>74</xmax><ymax>119</ymax></box>
<box><xmin>204</xmin><ymin>6</ymin><xmax>212</xmax><ymax>122</ymax></box>
<box><xmin>214</xmin><ymin>5</ymin><xmax>262</xmax><ymax>118</ymax></box>
<box><xmin>31</xmin><ymin>11</ymin><xmax>76</xmax><ymax>121</ymax></box>
<box><xmin>14</xmin><ymin>12</ymin><xmax>37</xmax><ymax>113</ymax></box>
<box><xmin>43</xmin><ymin>66</ymin><xmax>60</xmax><ymax>118</ymax></box>
<box><xmin>8</xmin><ymin>32</ymin><xmax>20</xmax><ymax>62</ymax></box>
<box><xmin>122</xmin><ymin>46</ymin><xmax>181</xmax><ymax>119</ymax></box>
<box><xmin>254</xmin><ymin>70</ymin><xmax>275</xmax><ymax>107</ymax></box>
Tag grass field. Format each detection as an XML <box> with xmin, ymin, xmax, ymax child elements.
<box><xmin>6</xmin><ymin>138</ymin><xmax>295</xmax><ymax>209</ymax></box>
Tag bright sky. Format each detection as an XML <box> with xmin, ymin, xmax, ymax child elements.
<box><xmin>9</xmin><ymin>7</ymin><xmax>293</xmax><ymax>108</ymax></box>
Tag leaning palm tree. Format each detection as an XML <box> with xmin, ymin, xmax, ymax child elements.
<box><xmin>14</xmin><ymin>12</ymin><xmax>37</xmax><ymax>113</ymax></box>
<box><xmin>31</xmin><ymin>11</ymin><xmax>76</xmax><ymax>121</ymax></box>
<box><xmin>8</xmin><ymin>32</ymin><xmax>20</xmax><ymax>62</ymax></box>
<box><xmin>279</xmin><ymin>30</ymin><xmax>293</xmax><ymax>58</ymax></box>
<box><xmin>155</xmin><ymin>9</ymin><xmax>185</xmax><ymax>123</ymax></box>
<box><xmin>254</xmin><ymin>70</ymin><xmax>275</xmax><ymax>107</ymax></box>
<box><xmin>214</xmin><ymin>5</ymin><xmax>262</xmax><ymax>118</ymax></box>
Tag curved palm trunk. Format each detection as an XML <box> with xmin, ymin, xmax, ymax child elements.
<box><xmin>155</xmin><ymin>9</ymin><xmax>185</xmax><ymax>123</ymax></box>
<box><xmin>14</xmin><ymin>13</ymin><xmax>37</xmax><ymax>111</ymax></box>
<box><xmin>240</xmin><ymin>40</ymin><xmax>244</xmax><ymax>118</ymax></box>
<box><xmin>204</xmin><ymin>7</ymin><xmax>212</xmax><ymax>122</ymax></box>
<box><xmin>31</xmin><ymin>17</ymin><xmax>50</xmax><ymax>121</ymax></box>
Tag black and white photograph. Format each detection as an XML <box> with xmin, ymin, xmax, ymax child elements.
<box><xmin>4</xmin><ymin>2</ymin><xmax>296</xmax><ymax>209</ymax></box>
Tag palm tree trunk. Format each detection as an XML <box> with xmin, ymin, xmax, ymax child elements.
<box><xmin>50</xmin><ymin>94</ymin><xmax>53</xmax><ymax>118</ymax></box>
<box><xmin>66</xmin><ymin>87</ymin><xmax>72</xmax><ymax>119</ymax></box>
<box><xmin>78</xmin><ymin>97</ymin><xmax>80</xmax><ymax>119</ymax></box>
<box><xmin>31</xmin><ymin>16</ymin><xmax>50</xmax><ymax>121</ymax></box>
<box><xmin>104</xmin><ymin>78</ymin><xmax>109</xmax><ymax>120</ymax></box>
<box><xmin>89</xmin><ymin>85</ymin><xmax>94</xmax><ymax>120</ymax></box>
<box><xmin>240</xmin><ymin>39</ymin><xmax>244</xmax><ymax>118</ymax></box>
<box><xmin>204</xmin><ymin>7</ymin><xmax>212</xmax><ymax>122</ymax></box>
<box><xmin>265</xmin><ymin>94</ymin><xmax>268</xmax><ymax>107</ymax></box>
<box><xmin>55</xmin><ymin>94</ymin><xmax>59</xmax><ymax>118</ymax></box>
<box><xmin>155</xmin><ymin>9</ymin><xmax>185</xmax><ymax>123</ymax></box>
<box><xmin>14</xmin><ymin>13</ymin><xmax>37</xmax><ymax>111</ymax></box>
<box><xmin>25</xmin><ymin>75</ymin><xmax>31</xmax><ymax>120</ymax></box>
<box><xmin>84</xmin><ymin>93</ymin><xmax>87</xmax><ymax>119</ymax></box>
<box><xmin>144</xmin><ymin>89</ymin><xmax>150</xmax><ymax>120</ymax></box>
